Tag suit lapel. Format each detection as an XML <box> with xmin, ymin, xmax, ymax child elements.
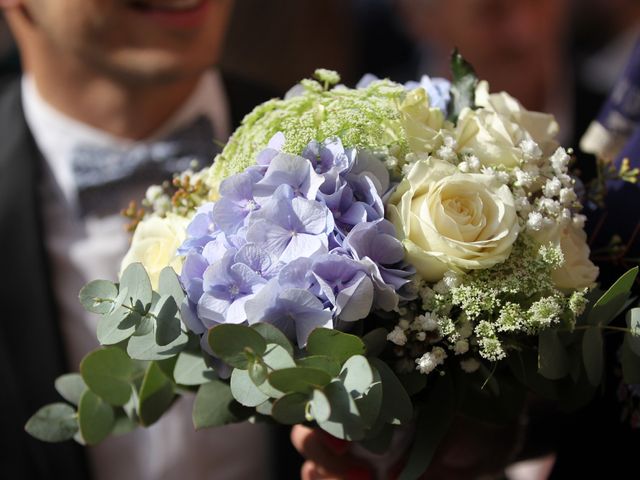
<box><xmin>0</xmin><ymin>79</ymin><xmax>90</xmax><ymax>479</ymax></box>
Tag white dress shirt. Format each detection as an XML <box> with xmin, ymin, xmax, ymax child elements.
<box><xmin>22</xmin><ymin>72</ymin><xmax>270</xmax><ymax>480</ymax></box>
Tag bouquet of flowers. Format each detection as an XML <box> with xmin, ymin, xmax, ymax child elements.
<box><xmin>27</xmin><ymin>53</ymin><xmax>640</xmax><ymax>479</ymax></box>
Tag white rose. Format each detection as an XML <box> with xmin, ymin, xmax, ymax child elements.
<box><xmin>120</xmin><ymin>214</ymin><xmax>190</xmax><ymax>288</ymax></box>
<box><xmin>387</xmin><ymin>157</ymin><xmax>520</xmax><ymax>281</ymax></box>
<box><xmin>535</xmin><ymin>223</ymin><xmax>599</xmax><ymax>290</ymax></box>
<box><xmin>398</xmin><ymin>87</ymin><xmax>448</xmax><ymax>154</ymax></box>
<box><xmin>455</xmin><ymin>81</ymin><xmax>559</xmax><ymax>169</ymax></box>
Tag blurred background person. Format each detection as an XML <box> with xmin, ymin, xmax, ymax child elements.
<box><xmin>0</xmin><ymin>1</ymin><xmax>279</xmax><ymax>479</ymax></box>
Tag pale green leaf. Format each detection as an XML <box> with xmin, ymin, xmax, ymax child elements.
<box><xmin>173</xmin><ymin>351</ymin><xmax>216</xmax><ymax>386</ymax></box>
<box><xmin>80</xmin><ymin>347</ymin><xmax>135</xmax><ymax>406</ymax></box>
<box><xmin>78</xmin><ymin>390</ymin><xmax>115</xmax><ymax>445</ymax></box>
<box><xmin>79</xmin><ymin>280</ymin><xmax>118</xmax><ymax>314</ymax></box>
<box><xmin>25</xmin><ymin>403</ymin><xmax>78</xmax><ymax>443</ymax></box>
<box><xmin>230</xmin><ymin>368</ymin><xmax>269</xmax><ymax>407</ymax></box>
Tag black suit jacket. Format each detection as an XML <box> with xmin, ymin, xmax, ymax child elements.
<box><xmin>0</xmin><ymin>74</ymin><xmax>278</xmax><ymax>479</ymax></box>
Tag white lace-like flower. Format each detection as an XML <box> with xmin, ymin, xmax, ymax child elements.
<box><xmin>416</xmin><ymin>347</ymin><xmax>447</xmax><ymax>374</ymax></box>
<box><xmin>387</xmin><ymin>326</ymin><xmax>408</xmax><ymax>346</ymax></box>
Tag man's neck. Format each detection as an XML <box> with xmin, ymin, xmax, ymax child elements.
<box><xmin>28</xmin><ymin>61</ymin><xmax>199</xmax><ymax>140</ymax></box>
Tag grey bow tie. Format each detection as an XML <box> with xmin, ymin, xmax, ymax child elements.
<box><xmin>71</xmin><ymin>115</ymin><xmax>217</xmax><ymax>215</ymax></box>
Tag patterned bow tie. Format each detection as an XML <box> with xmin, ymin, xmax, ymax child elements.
<box><xmin>72</xmin><ymin>115</ymin><xmax>217</xmax><ymax>215</ymax></box>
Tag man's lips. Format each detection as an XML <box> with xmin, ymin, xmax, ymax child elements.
<box><xmin>126</xmin><ymin>0</ymin><xmax>210</xmax><ymax>28</ymax></box>
<box><xmin>127</xmin><ymin>0</ymin><xmax>205</xmax><ymax>13</ymax></box>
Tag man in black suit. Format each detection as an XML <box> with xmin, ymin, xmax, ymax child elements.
<box><xmin>0</xmin><ymin>1</ymin><xmax>280</xmax><ymax>478</ymax></box>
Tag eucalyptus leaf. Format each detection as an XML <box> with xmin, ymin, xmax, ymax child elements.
<box><xmin>362</xmin><ymin>327</ymin><xmax>389</xmax><ymax>357</ymax></box>
<box><xmin>120</xmin><ymin>262</ymin><xmax>153</xmax><ymax>311</ymax></box>
<box><xmin>248</xmin><ymin>359</ymin><xmax>269</xmax><ymax>386</ymax></box>
<box><xmin>622</xmin><ymin>336</ymin><xmax>640</xmax><ymax>384</ymax></box>
<box><xmin>269</xmin><ymin>367</ymin><xmax>332</xmax><ymax>395</ymax></box>
<box><xmin>262</xmin><ymin>343</ymin><xmax>296</xmax><ymax>371</ymax></box>
<box><xmin>158</xmin><ymin>266</ymin><xmax>185</xmax><ymax>305</ymax></box>
<box><xmin>370</xmin><ymin>358</ymin><xmax>413</xmax><ymax>425</ymax></box>
<box><xmin>340</xmin><ymin>355</ymin><xmax>374</xmax><ymax>398</ymax></box>
<box><xmin>317</xmin><ymin>381</ymin><xmax>365</xmax><ymax>441</ymax></box>
<box><xmin>111</xmin><ymin>412</ymin><xmax>138</xmax><ymax>436</ymax></box>
<box><xmin>251</xmin><ymin>323</ymin><xmax>294</xmax><ymax>357</ymax></box>
<box><xmin>193</xmin><ymin>380</ymin><xmax>238</xmax><ymax>430</ymax></box>
<box><xmin>138</xmin><ymin>362</ymin><xmax>175</xmax><ymax>426</ymax></box>
<box><xmin>230</xmin><ymin>368</ymin><xmax>270</xmax><ymax>407</ymax></box>
<box><xmin>78</xmin><ymin>390</ymin><xmax>115</xmax><ymax>445</ymax></box>
<box><xmin>79</xmin><ymin>279</ymin><xmax>118</xmax><ymax>314</ymax></box>
<box><xmin>25</xmin><ymin>403</ymin><xmax>78</xmax><ymax>443</ymax></box>
<box><xmin>152</xmin><ymin>295</ymin><xmax>181</xmax><ymax>346</ymax></box>
<box><xmin>127</xmin><ymin>325</ymin><xmax>188</xmax><ymax>361</ymax></box>
<box><xmin>355</xmin><ymin>367</ymin><xmax>383</xmax><ymax>427</ymax></box>
<box><xmin>80</xmin><ymin>347</ymin><xmax>135</xmax><ymax>406</ymax></box>
<box><xmin>297</xmin><ymin>356</ymin><xmax>341</xmax><ymax>377</ymax></box>
<box><xmin>359</xmin><ymin>423</ymin><xmax>394</xmax><ymax>455</ymax></box>
<box><xmin>255</xmin><ymin>400</ymin><xmax>273</xmax><ymax>416</ymax></box>
<box><xmin>208</xmin><ymin>324</ymin><xmax>267</xmax><ymax>369</ymax></box>
<box><xmin>627</xmin><ymin>308</ymin><xmax>640</xmax><ymax>356</ymax></box>
<box><xmin>306</xmin><ymin>328</ymin><xmax>366</xmax><ymax>365</ymax></box>
<box><xmin>538</xmin><ymin>329</ymin><xmax>569</xmax><ymax>380</ymax></box>
<box><xmin>310</xmin><ymin>388</ymin><xmax>331</xmax><ymax>423</ymax></box>
<box><xmin>582</xmin><ymin>327</ymin><xmax>604</xmax><ymax>386</ymax></box>
<box><xmin>97</xmin><ymin>306</ymin><xmax>140</xmax><ymax>346</ymax></box>
<box><xmin>271</xmin><ymin>392</ymin><xmax>309</xmax><ymax>425</ymax></box>
<box><xmin>55</xmin><ymin>373</ymin><xmax>87</xmax><ymax>406</ymax></box>
<box><xmin>173</xmin><ymin>351</ymin><xmax>216</xmax><ymax>386</ymax></box>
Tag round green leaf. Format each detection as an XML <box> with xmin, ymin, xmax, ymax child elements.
<box><xmin>173</xmin><ymin>351</ymin><xmax>216</xmax><ymax>386</ymax></box>
<box><xmin>306</xmin><ymin>328</ymin><xmax>366</xmax><ymax>365</ymax></box>
<box><xmin>80</xmin><ymin>347</ymin><xmax>135</xmax><ymax>406</ymax></box>
<box><xmin>317</xmin><ymin>381</ymin><xmax>365</xmax><ymax>441</ymax></box>
<box><xmin>296</xmin><ymin>356</ymin><xmax>341</xmax><ymax>377</ymax></box>
<box><xmin>97</xmin><ymin>307</ymin><xmax>140</xmax><ymax>346</ymax></box>
<box><xmin>370</xmin><ymin>358</ymin><xmax>413</xmax><ymax>425</ymax></box>
<box><xmin>158</xmin><ymin>266</ymin><xmax>185</xmax><ymax>304</ymax></box>
<box><xmin>271</xmin><ymin>392</ymin><xmax>309</xmax><ymax>425</ymax></box>
<box><xmin>120</xmin><ymin>262</ymin><xmax>153</xmax><ymax>311</ymax></box>
<box><xmin>268</xmin><ymin>367</ymin><xmax>332</xmax><ymax>395</ymax></box>
<box><xmin>583</xmin><ymin>327</ymin><xmax>604</xmax><ymax>386</ymax></box>
<box><xmin>192</xmin><ymin>380</ymin><xmax>238</xmax><ymax>430</ymax></box>
<box><xmin>251</xmin><ymin>323</ymin><xmax>294</xmax><ymax>357</ymax></box>
<box><xmin>208</xmin><ymin>324</ymin><xmax>267</xmax><ymax>369</ymax></box>
<box><xmin>362</xmin><ymin>328</ymin><xmax>389</xmax><ymax>357</ymax></box>
<box><xmin>55</xmin><ymin>373</ymin><xmax>87</xmax><ymax>406</ymax></box>
<box><xmin>230</xmin><ymin>368</ymin><xmax>270</xmax><ymax>407</ymax></box>
<box><xmin>309</xmin><ymin>389</ymin><xmax>331</xmax><ymax>423</ymax></box>
<box><xmin>262</xmin><ymin>343</ymin><xmax>296</xmax><ymax>370</ymax></box>
<box><xmin>79</xmin><ymin>280</ymin><xmax>117</xmax><ymax>314</ymax></box>
<box><xmin>138</xmin><ymin>362</ymin><xmax>175</xmax><ymax>426</ymax></box>
<box><xmin>25</xmin><ymin>403</ymin><xmax>78</xmax><ymax>443</ymax></box>
<box><xmin>152</xmin><ymin>295</ymin><xmax>181</xmax><ymax>346</ymax></box>
<box><xmin>127</xmin><ymin>325</ymin><xmax>188</xmax><ymax>361</ymax></box>
<box><xmin>622</xmin><ymin>337</ymin><xmax>640</xmax><ymax>384</ymax></box>
<box><xmin>78</xmin><ymin>390</ymin><xmax>115</xmax><ymax>445</ymax></box>
<box><xmin>355</xmin><ymin>366</ymin><xmax>383</xmax><ymax>427</ymax></box>
<box><xmin>340</xmin><ymin>355</ymin><xmax>374</xmax><ymax>398</ymax></box>
<box><xmin>538</xmin><ymin>329</ymin><xmax>569</xmax><ymax>380</ymax></box>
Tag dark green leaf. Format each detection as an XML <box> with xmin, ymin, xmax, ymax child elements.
<box><xmin>248</xmin><ymin>359</ymin><xmax>269</xmax><ymax>386</ymax></box>
<box><xmin>362</xmin><ymin>328</ymin><xmax>389</xmax><ymax>357</ymax></box>
<box><xmin>80</xmin><ymin>347</ymin><xmax>135</xmax><ymax>406</ymax></box>
<box><xmin>111</xmin><ymin>412</ymin><xmax>138</xmax><ymax>436</ymax></box>
<box><xmin>269</xmin><ymin>367</ymin><xmax>332</xmax><ymax>395</ymax></box>
<box><xmin>340</xmin><ymin>355</ymin><xmax>373</xmax><ymax>398</ymax></box>
<box><xmin>55</xmin><ymin>373</ymin><xmax>87</xmax><ymax>406</ymax></box>
<box><xmin>230</xmin><ymin>368</ymin><xmax>270</xmax><ymax>407</ymax></box>
<box><xmin>79</xmin><ymin>280</ymin><xmax>118</xmax><ymax>314</ymax></box>
<box><xmin>208</xmin><ymin>324</ymin><xmax>267</xmax><ymax>369</ymax></box>
<box><xmin>588</xmin><ymin>267</ymin><xmax>638</xmax><ymax>325</ymax></box>
<box><xmin>25</xmin><ymin>403</ymin><xmax>78</xmax><ymax>443</ymax></box>
<box><xmin>446</xmin><ymin>49</ymin><xmax>478</xmax><ymax>123</ymax></box>
<box><xmin>173</xmin><ymin>351</ymin><xmax>216</xmax><ymax>386</ymax></box>
<box><xmin>627</xmin><ymin>308</ymin><xmax>640</xmax><ymax>356</ymax></box>
<box><xmin>152</xmin><ymin>295</ymin><xmax>181</xmax><ymax>346</ymax></box>
<box><xmin>78</xmin><ymin>390</ymin><xmax>115</xmax><ymax>445</ymax></box>
<box><xmin>251</xmin><ymin>323</ymin><xmax>294</xmax><ymax>357</ymax></box>
<box><xmin>120</xmin><ymin>262</ymin><xmax>153</xmax><ymax>311</ymax></box>
<box><xmin>370</xmin><ymin>358</ymin><xmax>413</xmax><ymax>425</ymax></box>
<box><xmin>538</xmin><ymin>329</ymin><xmax>569</xmax><ymax>380</ymax></box>
<box><xmin>158</xmin><ymin>266</ymin><xmax>185</xmax><ymax>305</ymax></box>
<box><xmin>317</xmin><ymin>381</ymin><xmax>365</xmax><ymax>441</ymax></box>
<box><xmin>398</xmin><ymin>371</ymin><xmax>428</xmax><ymax>396</ymax></box>
<box><xmin>359</xmin><ymin>423</ymin><xmax>394</xmax><ymax>455</ymax></box>
<box><xmin>306</xmin><ymin>328</ymin><xmax>366</xmax><ymax>365</ymax></box>
<box><xmin>192</xmin><ymin>380</ymin><xmax>239</xmax><ymax>430</ymax></box>
<box><xmin>138</xmin><ymin>362</ymin><xmax>175</xmax><ymax>426</ymax></box>
<box><xmin>355</xmin><ymin>366</ymin><xmax>383</xmax><ymax>427</ymax></box>
<box><xmin>271</xmin><ymin>392</ymin><xmax>309</xmax><ymax>425</ymax></box>
<box><xmin>582</xmin><ymin>327</ymin><xmax>604</xmax><ymax>386</ymax></box>
<box><xmin>97</xmin><ymin>306</ymin><xmax>140</xmax><ymax>346</ymax></box>
<box><xmin>297</xmin><ymin>356</ymin><xmax>341</xmax><ymax>377</ymax></box>
<box><xmin>398</xmin><ymin>378</ymin><xmax>453</xmax><ymax>480</ymax></box>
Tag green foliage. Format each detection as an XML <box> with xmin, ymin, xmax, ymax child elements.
<box><xmin>78</xmin><ymin>390</ymin><xmax>115</xmax><ymax>445</ymax></box>
<box><xmin>192</xmin><ymin>380</ymin><xmax>241</xmax><ymax>430</ymax></box>
<box><xmin>79</xmin><ymin>280</ymin><xmax>118</xmax><ymax>314</ymax></box>
<box><xmin>173</xmin><ymin>351</ymin><xmax>216</xmax><ymax>386</ymax></box>
<box><xmin>251</xmin><ymin>323</ymin><xmax>294</xmax><ymax>357</ymax></box>
<box><xmin>538</xmin><ymin>329</ymin><xmax>569</xmax><ymax>380</ymax></box>
<box><xmin>54</xmin><ymin>373</ymin><xmax>87</xmax><ymax>406</ymax></box>
<box><xmin>447</xmin><ymin>49</ymin><xmax>478</xmax><ymax>123</ymax></box>
<box><xmin>306</xmin><ymin>328</ymin><xmax>366</xmax><ymax>364</ymax></box>
<box><xmin>582</xmin><ymin>327</ymin><xmax>604</xmax><ymax>386</ymax></box>
<box><xmin>120</xmin><ymin>263</ymin><xmax>153</xmax><ymax>311</ymax></box>
<box><xmin>25</xmin><ymin>403</ymin><xmax>78</xmax><ymax>443</ymax></box>
<box><xmin>271</xmin><ymin>393</ymin><xmax>309</xmax><ymax>424</ymax></box>
<box><xmin>138</xmin><ymin>362</ymin><xmax>175</xmax><ymax>426</ymax></box>
<box><xmin>588</xmin><ymin>267</ymin><xmax>638</xmax><ymax>325</ymax></box>
<box><xmin>230</xmin><ymin>368</ymin><xmax>270</xmax><ymax>407</ymax></box>
<box><xmin>80</xmin><ymin>347</ymin><xmax>136</xmax><ymax>406</ymax></box>
<box><xmin>268</xmin><ymin>367</ymin><xmax>332</xmax><ymax>395</ymax></box>
<box><xmin>208</xmin><ymin>324</ymin><xmax>267</xmax><ymax>369</ymax></box>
